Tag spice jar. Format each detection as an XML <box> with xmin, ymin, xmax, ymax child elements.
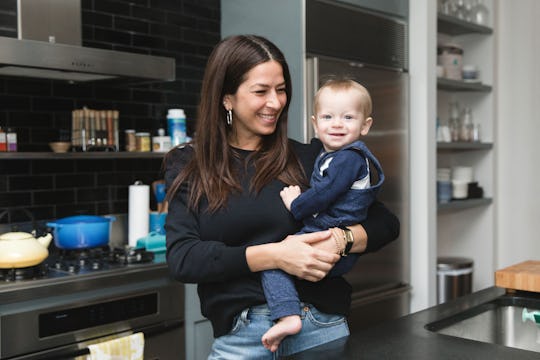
<box><xmin>125</xmin><ymin>129</ymin><xmax>136</xmax><ymax>152</ymax></box>
<box><xmin>135</xmin><ymin>132</ymin><xmax>151</xmax><ymax>152</ymax></box>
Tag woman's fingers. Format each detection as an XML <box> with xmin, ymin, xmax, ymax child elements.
<box><xmin>278</xmin><ymin>233</ymin><xmax>340</xmax><ymax>281</ymax></box>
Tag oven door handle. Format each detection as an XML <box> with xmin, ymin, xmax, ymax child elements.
<box><xmin>38</xmin><ymin>319</ymin><xmax>184</xmax><ymax>360</ymax></box>
<box><xmin>139</xmin><ymin>318</ymin><xmax>184</xmax><ymax>338</ymax></box>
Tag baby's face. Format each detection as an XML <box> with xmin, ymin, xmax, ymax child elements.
<box><xmin>312</xmin><ymin>87</ymin><xmax>372</xmax><ymax>152</ymax></box>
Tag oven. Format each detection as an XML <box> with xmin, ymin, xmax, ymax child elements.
<box><xmin>0</xmin><ymin>248</ymin><xmax>185</xmax><ymax>360</ymax></box>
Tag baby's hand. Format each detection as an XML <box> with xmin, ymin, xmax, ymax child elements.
<box><xmin>280</xmin><ymin>185</ymin><xmax>301</xmax><ymax>211</ymax></box>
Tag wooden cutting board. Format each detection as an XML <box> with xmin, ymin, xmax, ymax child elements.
<box><xmin>495</xmin><ymin>260</ymin><xmax>540</xmax><ymax>292</ymax></box>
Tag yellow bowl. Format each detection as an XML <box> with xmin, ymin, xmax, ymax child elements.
<box><xmin>49</xmin><ymin>142</ymin><xmax>71</xmax><ymax>153</ymax></box>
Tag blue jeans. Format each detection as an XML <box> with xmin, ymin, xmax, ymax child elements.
<box><xmin>208</xmin><ymin>303</ymin><xmax>349</xmax><ymax>359</ymax></box>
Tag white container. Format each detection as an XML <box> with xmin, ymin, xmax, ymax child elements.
<box><xmin>438</xmin><ymin>44</ymin><xmax>463</xmax><ymax>80</ymax></box>
<box><xmin>152</xmin><ymin>128</ymin><xmax>172</xmax><ymax>152</ymax></box>
<box><xmin>153</xmin><ymin>136</ymin><xmax>172</xmax><ymax>152</ymax></box>
<box><xmin>452</xmin><ymin>166</ymin><xmax>474</xmax><ymax>183</ymax></box>
<box><xmin>462</xmin><ymin>65</ymin><xmax>479</xmax><ymax>81</ymax></box>
<box><xmin>452</xmin><ymin>180</ymin><xmax>469</xmax><ymax>199</ymax></box>
<box><xmin>167</xmin><ymin>109</ymin><xmax>186</xmax><ymax>147</ymax></box>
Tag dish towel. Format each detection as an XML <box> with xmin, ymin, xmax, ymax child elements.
<box><xmin>87</xmin><ymin>332</ymin><xmax>144</xmax><ymax>360</ymax></box>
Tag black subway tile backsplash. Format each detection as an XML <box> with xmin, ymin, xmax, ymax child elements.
<box><xmin>8</xmin><ymin>175</ymin><xmax>54</xmax><ymax>191</ymax></box>
<box><xmin>0</xmin><ymin>0</ymin><xmax>220</xmax><ymax>223</ymax></box>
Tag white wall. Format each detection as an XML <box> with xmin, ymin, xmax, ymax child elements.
<box><xmin>408</xmin><ymin>0</ymin><xmax>438</xmax><ymax>312</ymax></box>
<box><xmin>496</xmin><ymin>1</ymin><xmax>540</xmax><ymax>268</ymax></box>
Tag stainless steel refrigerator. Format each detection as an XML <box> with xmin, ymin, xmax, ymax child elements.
<box><xmin>304</xmin><ymin>1</ymin><xmax>410</xmax><ymax>331</ymax></box>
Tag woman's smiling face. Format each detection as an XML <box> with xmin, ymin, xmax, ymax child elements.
<box><xmin>223</xmin><ymin>60</ymin><xmax>287</xmax><ymax>150</ymax></box>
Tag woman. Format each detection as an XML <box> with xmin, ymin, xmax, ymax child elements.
<box><xmin>165</xmin><ymin>34</ymin><xmax>399</xmax><ymax>359</ymax></box>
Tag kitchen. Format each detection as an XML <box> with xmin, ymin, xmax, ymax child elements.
<box><xmin>1</xmin><ymin>0</ymin><xmax>540</xmax><ymax>359</ymax></box>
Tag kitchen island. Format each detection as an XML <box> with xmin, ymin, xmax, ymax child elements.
<box><xmin>286</xmin><ymin>287</ymin><xmax>540</xmax><ymax>359</ymax></box>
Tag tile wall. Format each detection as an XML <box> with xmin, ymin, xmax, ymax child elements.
<box><xmin>0</xmin><ymin>0</ymin><xmax>220</xmax><ymax>223</ymax></box>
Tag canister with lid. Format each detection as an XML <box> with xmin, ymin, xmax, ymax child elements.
<box><xmin>438</xmin><ymin>44</ymin><xmax>463</xmax><ymax>80</ymax></box>
<box><xmin>437</xmin><ymin>257</ymin><xmax>473</xmax><ymax>304</ymax></box>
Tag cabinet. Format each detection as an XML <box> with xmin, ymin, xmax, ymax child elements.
<box><xmin>435</xmin><ymin>2</ymin><xmax>495</xmax><ymax>292</ymax></box>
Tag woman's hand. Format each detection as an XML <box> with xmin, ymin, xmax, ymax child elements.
<box><xmin>246</xmin><ymin>231</ymin><xmax>340</xmax><ymax>282</ymax></box>
<box><xmin>275</xmin><ymin>231</ymin><xmax>340</xmax><ymax>281</ymax></box>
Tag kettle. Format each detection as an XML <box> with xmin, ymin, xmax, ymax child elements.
<box><xmin>0</xmin><ymin>231</ymin><xmax>53</xmax><ymax>268</ymax></box>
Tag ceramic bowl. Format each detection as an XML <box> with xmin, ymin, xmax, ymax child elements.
<box><xmin>49</xmin><ymin>142</ymin><xmax>71</xmax><ymax>153</ymax></box>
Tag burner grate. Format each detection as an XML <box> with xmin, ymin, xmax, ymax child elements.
<box><xmin>0</xmin><ymin>264</ymin><xmax>49</xmax><ymax>282</ymax></box>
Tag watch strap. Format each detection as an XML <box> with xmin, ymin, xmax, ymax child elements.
<box><xmin>338</xmin><ymin>225</ymin><xmax>354</xmax><ymax>256</ymax></box>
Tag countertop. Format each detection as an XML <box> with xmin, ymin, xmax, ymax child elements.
<box><xmin>286</xmin><ymin>287</ymin><xmax>540</xmax><ymax>359</ymax></box>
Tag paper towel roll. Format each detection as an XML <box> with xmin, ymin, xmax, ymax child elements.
<box><xmin>128</xmin><ymin>183</ymin><xmax>150</xmax><ymax>247</ymax></box>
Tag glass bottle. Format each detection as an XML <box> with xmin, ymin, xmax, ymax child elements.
<box><xmin>454</xmin><ymin>0</ymin><xmax>467</xmax><ymax>20</ymax></box>
<box><xmin>471</xmin><ymin>0</ymin><xmax>489</xmax><ymax>26</ymax></box>
<box><xmin>448</xmin><ymin>101</ymin><xmax>461</xmax><ymax>142</ymax></box>
<box><xmin>459</xmin><ymin>107</ymin><xmax>474</xmax><ymax>142</ymax></box>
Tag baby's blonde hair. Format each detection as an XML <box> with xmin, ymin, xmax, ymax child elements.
<box><xmin>313</xmin><ymin>78</ymin><xmax>372</xmax><ymax>117</ymax></box>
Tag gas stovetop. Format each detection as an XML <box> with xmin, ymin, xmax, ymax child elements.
<box><xmin>0</xmin><ymin>246</ymin><xmax>157</xmax><ymax>282</ymax></box>
<box><xmin>0</xmin><ymin>246</ymin><xmax>167</xmax><ymax>303</ymax></box>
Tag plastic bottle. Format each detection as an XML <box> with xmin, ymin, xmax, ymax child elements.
<box><xmin>6</xmin><ymin>128</ymin><xmax>17</xmax><ymax>152</ymax></box>
<box><xmin>167</xmin><ymin>109</ymin><xmax>187</xmax><ymax>147</ymax></box>
<box><xmin>0</xmin><ymin>127</ymin><xmax>6</xmax><ymax>151</ymax></box>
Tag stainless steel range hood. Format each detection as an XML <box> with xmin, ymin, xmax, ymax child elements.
<box><xmin>0</xmin><ymin>0</ymin><xmax>175</xmax><ymax>82</ymax></box>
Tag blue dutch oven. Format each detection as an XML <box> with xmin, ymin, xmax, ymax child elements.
<box><xmin>47</xmin><ymin>215</ymin><xmax>116</xmax><ymax>249</ymax></box>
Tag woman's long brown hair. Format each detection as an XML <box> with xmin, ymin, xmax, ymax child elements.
<box><xmin>167</xmin><ymin>35</ymin><xmax>306</xmax><ymax>212</ymax></box>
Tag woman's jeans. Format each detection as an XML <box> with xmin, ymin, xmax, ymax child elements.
<box><xmin>208</xmin><ymin>303</ymin><xmax>349</xmax><ymax>360</ymax></box>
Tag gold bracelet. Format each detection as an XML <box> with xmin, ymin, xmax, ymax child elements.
<box><xmin>332</xmin><ymin>228</ymin><xmax>344</xmax><ymax>254</ymax></box>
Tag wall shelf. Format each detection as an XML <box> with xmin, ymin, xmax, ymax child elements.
<box><xmin>437</xmin><ymin>142</ymin><xmax>493</xmax><ymax>151</ymax></box>
<box><xmin>437</xmin><ymin>13</ymin><xmax>493</xmax><ymax>35</ymax></box>
<box><xmin>437</xmin><ymin>197</ymin><xmax>493</xmax><ymax>212</ymax></box>
<box><xmin>0</xmin><ymin>152</ymin><xmax>165</xmax><ymax>160</ymax></box>
<box><xmin>437</xmin><ymin>78</ymin><xmax>492</xmax><ymax>92</ymax></box>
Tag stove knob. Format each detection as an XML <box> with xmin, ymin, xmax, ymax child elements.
<box><xmin>68</xmin><ymin>264</ymin><xmax>76</xmax><ymax>273</ymax></box>
<box><xmin>92</xmin><ymin>261</ymin><xmax>101</xmax><ymax>270</ymax></box>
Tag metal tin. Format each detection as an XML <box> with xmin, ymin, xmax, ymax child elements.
<box><xmin>135</xmin><ymin>132</ymin><xmax>151</xmax><ymax>152</ymax></box>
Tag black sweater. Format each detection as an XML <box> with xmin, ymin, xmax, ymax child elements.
<box><xmin>164</xmin><ymin>138</ymin><xmax>400</xmax><ymax>337</ymax></box>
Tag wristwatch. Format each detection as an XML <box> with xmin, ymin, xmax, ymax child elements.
<box><xmin>338</xmin><ymin>225</ymin><xmax>354</xmax><ymax>256</ymax></box>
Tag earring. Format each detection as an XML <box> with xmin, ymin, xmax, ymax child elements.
<box><xmin>226</xmin><ymin>109</ymin><xmax>233</xmax><ymax>126</ymax></box>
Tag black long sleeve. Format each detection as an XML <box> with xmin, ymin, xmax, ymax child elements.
<box><xmin>164</xmin><ymin>139</ymin><xmax>399</xmax><ymax>337</ymax></box>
